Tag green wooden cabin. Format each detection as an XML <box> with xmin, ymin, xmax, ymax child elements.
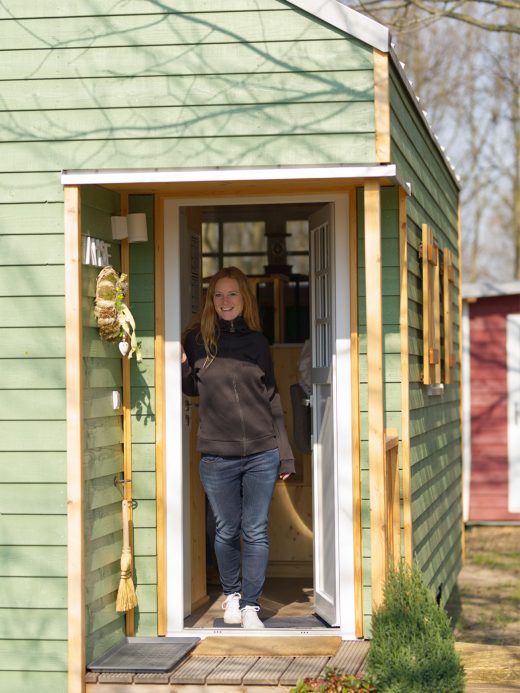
<box><xmin>0</xmin><ymin>1</ymin><xmax>463</xmax><ymax>691</ymax></box>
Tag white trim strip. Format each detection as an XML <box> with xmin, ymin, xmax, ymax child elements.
<box><xmin>462</xmin><ymin>302</ymin><xmax>471</xmax><ymax>522</ymax></box>
<box><xmin>61</xmin><ymin>164</ymin><xmax>398</xmax><ymax>186</ymax></box>
<box><xmin>286</xmin><ymin>0</ymin><xmax>389</xmax><ymax>53</ymax></box>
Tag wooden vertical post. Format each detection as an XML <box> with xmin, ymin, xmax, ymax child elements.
<box><xmin>364</xmin><ymin>182</ymin><xmax>387</xmax><ymax>609</ymax></box>
<box><xmin>384</xmin><ymin>429</ymin><xmax>400</xmax><ymax>567</ymax></box>
<box><xmin>443</xmin><ymin>248</ymin><xmax>455</xmax><ymax>384</ymax></box>
<box><xmin>457</xmin><ymin>204</ymin><xmax>466</xmax><ymax>562</ymax></box>
<box><xmin>373</xmin><ymin>49</ymin><xmax>391</xmax><ymax>163</ymax></box>
<box><xmin>155</xmin><ymin>195</ymin><xmax>167</xmax><ymax>635</ymax></box>
<box><xmin>399</xmin><ymin>188</ymin><xmax>412</xmax><ymax>565</ymax></box>
<box><xmin>65</xmin><ymin>185</ymin><xmax>85</xmax><ymax>693</ymax></box>
<box><xmin>120</xmin><ymin>193</ymin><xmax>135</xmax><ymax>636</ymax></box>
<box><xmin>349</xmin><ymin>190</ymin><xmax>364</xmax><ymax>638</ymax></box>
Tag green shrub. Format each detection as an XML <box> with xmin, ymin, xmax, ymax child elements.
<box><xmin>366</xmin><ymin>562</ymin><xmax>465</xmax><ymax>692</ymax></box>
<box><xmin>290</xmin><ymin>668</ymin><xmax>377</xmax><ymax>692</ymax></box>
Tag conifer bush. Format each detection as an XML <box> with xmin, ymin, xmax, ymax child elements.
<box><xmin>366</xmin><ymin>562</ymin><xmax>465</xmax><ymax>692</ymax></box>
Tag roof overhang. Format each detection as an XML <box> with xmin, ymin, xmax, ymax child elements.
<box><xmin>61</xmin><ymin>164</ymin><xmax>411</xmax><ymax>195</ymax></box>
<box><xmin>285</xmin><ymin>0</ymin><xmax>389</xmax><ymax>52</ymax></box>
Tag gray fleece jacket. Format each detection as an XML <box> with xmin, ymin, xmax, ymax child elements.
<box><xmin>181</xmin><ymin>317</ymin><xmax>295</xmax><ymax>476</ymax></box>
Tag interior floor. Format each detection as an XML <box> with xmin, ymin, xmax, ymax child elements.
<box><xmin>184</xmin><ymin>577</ymin><xmax>332</xmax><ymax>629</ymax></box>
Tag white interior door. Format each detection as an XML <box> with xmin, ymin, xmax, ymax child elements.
<box><xmin>507</xmin><ymin>314</ymin><xmax>520</xmax><ymax>513</ymax></box>
<box><xmin>309</xmin><ymin>204</ymin><xmax>339</xmax><ymax>626</ymax></box>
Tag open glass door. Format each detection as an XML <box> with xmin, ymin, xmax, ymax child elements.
<box><xmin>309</xmin><ymin>204</ymin><xmax>339</xmax><ymax>626</ymax></box>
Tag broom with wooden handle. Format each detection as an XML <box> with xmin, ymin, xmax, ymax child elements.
<box><xmin>116</xmin><ymin>499</ymin><xmax>138</xmax><ymax>612</ymax></box>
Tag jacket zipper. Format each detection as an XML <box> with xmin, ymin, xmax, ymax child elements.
<box><xmin>233</xmin><ymin>373</ymin><xmax>247</xmax><ymax>456</ymax></box>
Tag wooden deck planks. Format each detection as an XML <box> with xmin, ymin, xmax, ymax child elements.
<box><xmin>86</xmin><ymin>640</ymin><xmax>372</xmax><ymax>687</ymax></box>
<box><xmin>169</xmin><ymin>656</ymin><xmax>224</xmax><ymax>684</ymax></box>
<box><xmin>205</xmin><ymin>656</ymin><xmax>259</xmax><ymax>685</ymax></box>
<box><xmin>279</xmin><ymin>656</ymin><xmax>330</xmax><ymax>686</ymax></box>
<box><xmin>326</xmin><ymin>640</ymin><xmax>370</xmax><ymax>675</ymax></box>
<box><xmin>242</xmin><ymin>656</ymin><xmax>294</xmax><ymax>685</ymax></box>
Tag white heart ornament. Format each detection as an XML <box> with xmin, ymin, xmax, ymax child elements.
<box><xmin>118</xmin><ymin>341</ymin><xmax>130</xmax><ymax>356</ymax></box>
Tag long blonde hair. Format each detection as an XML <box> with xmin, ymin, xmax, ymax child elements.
<box><xmin>200</xmin><ymin>266</ymin><xmax>261</xmax><ymax>363</ymax></box>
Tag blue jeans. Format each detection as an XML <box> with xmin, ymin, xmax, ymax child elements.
<box><xmin>199</xmin><ymin>448</ymin><xmax>280</xmax><ymax>608</ymax></box>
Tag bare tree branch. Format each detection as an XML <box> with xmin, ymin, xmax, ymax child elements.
<box><xmin>348</xmin><ymin>0</ymin><xmax>520</xmax><ymax>33</ymax></box>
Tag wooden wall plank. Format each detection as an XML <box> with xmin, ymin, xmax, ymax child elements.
<box><xmin>0</xmin><ymin>40</ymin><xmax>372</xmax><ymax>81</ymax></box>
<box><xmin>0</xmin><ymin>134</ymin><xmax>377</xmax><ymax>174</ymax></box>
<box><xmin>0</xmin><ymin>266</ymin><xmax>64</xmax><ymax>296</ymax></box>
<box><xmin>0</xmin><ymin>609</ymin><xmax>66</xmax><ymax>639</ymax></box>
<box><xmin>1</xmin><ymin>71</ymin><xmax>374</xmax><ymax>111</ymax></box>
<box><xmin>1</xmin><ymin>671</ymin><xmax>67</xmax><ymax>693</ymax></box>
<box><xmin>0</xmin><ymin>451</ymin><xmax>65</xmax><ymax>483</ymax></box>
<box><xmin>0</xmin><ymin>639</ymin><xmax>67</xmax><ymax>671</ymax></box>
<box><xmin>0</xmin><ymin>484</ymin><xmax>66</xmax><ymax>514</ymax></box>
<box><xmin>1</xmin><ymin>102</ymin><xmax>375</xmax><ymax>142</ymax></box>
<box><xmin>0</xmin><ymin>298</ymin><xmax>65</xmax><ymax>327</ymax></box>
<box><xmin>0</xmin><ymin>421</ymin><xmax>66</xmax><ymax>450</ymax></box>
<box><xmin>0</xmin><ymin>577</ymin><xmax>67</xmax><ymax>608</ymax></box>
<box><xmin>0</xmin><ymin>1</ymin><xmax>286</xmax><ymax>19</ymax></box>
<box><xmin>0</xmin><ymin>11</ymin><xmax>351</xmax><ymax>50</ymax></box>
<box><xmin>0</xmin><ymin>328</ymin><xmax>65</xmax><ymax>358</ymax></box>
<box><xmin>64</xmin><ymin>185</ymin><xmax>85</xmax><ymax>693</ymax></box>
<box><xmin>154</xmin><ymin>195</ymin><xmax>166</xmax><ymax>636</ymax></box>
<box><xmin>373</xmin><ymin>49</ymin><xmax>390</xmax><ymax>163</ymax></box>
<box><xmin>364</xmin><ymin>182</ymin><xmax>386</xmax><ymax>609</ymax></box>
<box><xmin>0</xmin><ymin>546</ymin><xmax>66</xmax><ymax>577</ymax></box>
<box><xmin>0</xmin><ymin>234</ymin><xmax>64</xmax><ymax>264</ymax></box>
<box><xmin>0</xmin><ymin>515</ymin><xmax>66</xmax><ymax>545</ymax></box>
<box><xmin>0</xmin><ymin>389</ymin><xmax>65</xmax><ymax>419</ymax></box>
<box><xmin>399</xmin><ymin>188</ymin><xmax>412</xmax><ymax>565</ymax></box>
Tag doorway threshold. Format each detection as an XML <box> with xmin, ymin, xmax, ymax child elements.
<box><xmin>170</xmin><ymin>628</ymin><xmax>350</xmax><ymax>639</ymax></box>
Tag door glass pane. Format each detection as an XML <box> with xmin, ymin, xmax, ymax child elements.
<box><xmin>202</xmin><ymin>222</ymin><xmax>219</xmax><ymax>254</ymax></box>
<box><xmin>223</xmin><ymin>255</ymin><xmax>267</xmax><ymax>276</ymax></box>
<box><xmin>223</xmin><ymin>222</ymin><xmax>266</xmax><ymax>253</ymax></box>
<box><xmin>202</xmin><ymin>255</ymin><xmax>219</xmax><ymax>280</ymax></box>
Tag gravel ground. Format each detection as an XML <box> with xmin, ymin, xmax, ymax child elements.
<box><xmin>447</xmin><ymin>525</ymin><xmax>520</xmax><ymax>645</ymax></box>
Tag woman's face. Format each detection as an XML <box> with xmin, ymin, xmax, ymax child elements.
<box><xmin>213</xmin><ymin>277</ymin><xmax>244</xmax><ymax>321</ymax></box>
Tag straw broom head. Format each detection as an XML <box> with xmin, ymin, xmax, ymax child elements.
<box><xmin>116</xmin><ymin>499</ymin><xmax>138</xmax><ymax>612</ymax></box>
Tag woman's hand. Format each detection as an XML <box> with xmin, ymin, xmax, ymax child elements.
<box><xmin>279</xmin><ymin>473</ymin><xmax>291</xmax><ymax>481</ymax></box>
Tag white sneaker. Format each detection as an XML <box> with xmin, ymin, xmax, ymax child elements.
<box><xmin>241</xmin><ymin>605</ymin><xmax>264</xmax><ymax>629</ymax></box>
<box><xmin>222</xmin><ymin>592</ymin><xmax>241</xmax><ymax>624</ymax></box>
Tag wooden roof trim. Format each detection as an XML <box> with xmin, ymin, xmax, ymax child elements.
<box><xmin>61</xmin><ymin>164</ymin><xmax>406</xmax><ymax>186</ymax></box>
<box><xmin>284</xmin><ymin>0</ymin><xmax>389</xmax><ymax>52</ymax></box>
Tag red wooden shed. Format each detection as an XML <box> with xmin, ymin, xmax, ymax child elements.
<box><xmin>463</xmin><ymin>281</ymin><xmax>520</xmax><ymax>523</ymax></box>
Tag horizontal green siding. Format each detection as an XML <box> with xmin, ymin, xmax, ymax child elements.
<box><xmin>0</xmin><ymin>3</ymin><xmax>376</xmax><ymax>173</ymax></box>
<box><xmin>128</xmin><ymin>195</ymin><xmax>157</xmax><ymax>636</ymax></box>
<box><xmin>0</xmin><ymin>0</ymin><xmax>285</xmax><ymax>18</ymax></box>
<box><xmin>357</xmin><ymin>186</ymin><xmax>402</xmax><ymax>627</ymax></box>
<box><xmin>1</xmin><ymin>136</ymin><xmax>376</xmax><ymax>173</ymax></box>
<box><xmin>1</xmin><ymin>71</ymin><xmax>374</xmax><ymax>112</ymax></box>
<box><xmin>82</xmin><ymin>187</ymin><xmax>125</xmax><ymax>664</ymax></box>
<box><xmin>0</xmin><ymin>10</ymin><xmax>350</xmax><ymax>49</ymax></box>
<box><xmin>389</xmin><ymin>60</ymin><xmax>462</xmax><ymax>607</ymax></box>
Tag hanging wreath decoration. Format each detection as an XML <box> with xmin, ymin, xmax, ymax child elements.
<box><xmin>94</xmin><ymin>265</ymin><xmax>142</xmax><ymax>362</ymax></box>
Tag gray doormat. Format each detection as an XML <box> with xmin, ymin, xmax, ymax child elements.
<box><xmin>87</xmin><ymin>637</ymin><xmax>200</xmax><ymax>673</ymax></box>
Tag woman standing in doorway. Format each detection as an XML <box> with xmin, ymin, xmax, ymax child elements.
<box><xmin>182</xmin><ymin>266</ymin><xmax>294</xmax><ymax>629</ymax></box>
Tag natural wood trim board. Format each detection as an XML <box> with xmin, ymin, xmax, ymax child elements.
<box><xmin>65</xmin><ymin>185</ymin><xmax>85</xmax><ymax>693</ymax></box>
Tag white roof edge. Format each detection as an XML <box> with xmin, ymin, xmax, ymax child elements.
<box><xmin>462</xmin><ymin>280</ymin><xmax>520</xmax><ymax>300</ymax></box>
<box><xmin>285</xmin><ymin>0</ymin><xmax>389</xmax><ymax>52</ymax></box>
<box><xmin>388</xmin><ymin>45</ymin><xmax>460</xmax><ymax>190</ymax></box>
<box><xmin>61</xmin><ymin>164</ymin><xmax>401</xmax><ymax>186</ymax></box>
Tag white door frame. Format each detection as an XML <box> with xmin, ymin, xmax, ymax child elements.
<box><xmin>163</xmin><ymin>193</ymin><xmax>355</xmax><ymax>637</ymax></box>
